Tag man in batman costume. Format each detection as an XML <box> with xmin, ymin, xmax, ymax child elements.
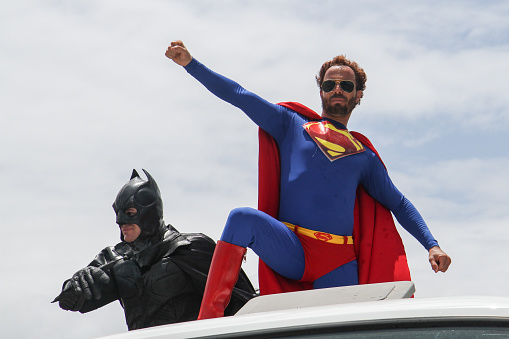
<box><xmin>54</xmin><ymin>169</ymin><xmax>256</xmax><ymax>330</ymax></box>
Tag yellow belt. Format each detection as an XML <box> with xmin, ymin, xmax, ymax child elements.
<box><xmin>283</xmin><ymin>222</ymin><xmax>354</xmax><ymax>245</ymax></box>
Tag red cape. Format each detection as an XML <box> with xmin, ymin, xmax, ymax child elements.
<box><xmin>257</xmin><ymin>102</ymin><xmax>411</xmax><ymax>295</ymax></box>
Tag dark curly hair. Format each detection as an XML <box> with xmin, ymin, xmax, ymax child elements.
<box><xmin>316</xmin><ymin>55</ymin><xmax>367</xmax><ymax>92</ymax></box>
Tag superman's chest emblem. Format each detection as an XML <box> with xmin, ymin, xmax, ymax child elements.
<box><xmin>303</xmin><ymin>121</ymin><xmax>365</xmax><ymax>161</ymax></box>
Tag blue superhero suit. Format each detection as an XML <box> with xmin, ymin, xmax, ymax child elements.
<box><xmin>184</xmin><ymin>58</ymin><xmax>438</xmax><ymax>289</ymax></box>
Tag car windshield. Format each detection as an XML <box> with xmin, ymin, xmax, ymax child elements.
<box><xmin>286</xmin><ymin>326</ymin><xmax>509</xmax><ymax>338</ymax></box>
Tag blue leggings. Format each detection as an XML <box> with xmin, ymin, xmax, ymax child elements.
<box><xmin>220</xmin><ymin>207</ymin><xmax>358</xmax><ymax>288</ymax></box>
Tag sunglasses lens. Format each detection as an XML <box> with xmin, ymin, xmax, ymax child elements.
<box><xmin>322</xmin><ymin>80</ymin><xmax>355</xmax><ymax>93</ymax></box>
<box><xmin>321</xmin><ymin>80</ymin><xmax>336</xmax><ymax>93</ymax></box>
<box><xmin>340</xmin><ymin>81</ymin><xmax>354</xmax><ymax>93</ymax></box>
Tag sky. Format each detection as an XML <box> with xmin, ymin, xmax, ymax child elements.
<box><xmin>1</xmin><ymin>0</ymin><xmax>509</xmax><ymax>338</ymax></box>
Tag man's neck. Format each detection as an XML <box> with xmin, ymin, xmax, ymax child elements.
<box><xmin>321</xmin><ymin>111</ymin><xmax>351</xmax><ymax>127</ymax></box>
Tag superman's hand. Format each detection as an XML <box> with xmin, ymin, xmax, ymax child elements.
<box><xmin>428</xmin><ymin>246</ymin><xmax>451</xmax><ymax>273</ymax></box>
<box><xmin>165</xmin><ymin>40</ymin><xmax>192</xmax><ymax>67</ymax></box>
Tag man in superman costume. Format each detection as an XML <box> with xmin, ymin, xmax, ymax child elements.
<box><xmin>165</xmin><ymin>41</ymin><xmax>451</xmax><ymax>320</ymax></box>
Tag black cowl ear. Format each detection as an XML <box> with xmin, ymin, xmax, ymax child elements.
<box><xmin>142</xmin><ymin>169</ymin><xmax>159</xmax><ymax>193</ymax></box>
<box><xmin>130</xmin><ymin>169</ymin><xmax>140</xmax><ymax>180</ymax></box>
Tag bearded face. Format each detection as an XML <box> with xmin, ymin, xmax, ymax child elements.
<box><xmin>321</xmin><ymin>93</ymin><xmax>357</xmax><ymax>118</ymax></box>
<box><xmin>319</xmin><ymin>65</ymin><xmax>362</xmax><ymax>122</ymax></box>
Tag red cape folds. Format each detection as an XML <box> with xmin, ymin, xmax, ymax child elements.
<box><xmin>257</xmin><ymin>102</ymin><xmax>411</xmax><ymax>295</ymax></box>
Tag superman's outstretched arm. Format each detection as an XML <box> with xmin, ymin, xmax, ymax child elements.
<box><xmin>361</xmin><ymin>155</ymin><xmax>451</xmax><ymax>273</ymax></box>
<box><xmin>165</xmin><ymin>40</ymin><xmax>289</xmax><ymax>142</ymax></box>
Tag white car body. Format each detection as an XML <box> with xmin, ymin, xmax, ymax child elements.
<box><xmin>96</xmin><ymin>282</ymin><xmax>509</xmax><ymax>338</ymax></box>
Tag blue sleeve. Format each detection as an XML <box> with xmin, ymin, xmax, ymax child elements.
<box><xmin>184</xmin><ymin>58</ymin><xmax>289</xmax><ymax>142</ymax></box>
<box><xmin>362</xmin><ymin>154</ymin><xmax>439</xmax><ymax>251</ymax></box>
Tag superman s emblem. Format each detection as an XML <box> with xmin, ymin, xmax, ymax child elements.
<box><xmin>303</xmin><ymin>121</ymin><xmax>365</xmax><ymax>161</ymax></box>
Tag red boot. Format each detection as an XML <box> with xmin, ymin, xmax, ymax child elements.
<box><xmin>198</xmin><ymin>240</ymin><xmax>246</xmax><ymax>320</ymax></box>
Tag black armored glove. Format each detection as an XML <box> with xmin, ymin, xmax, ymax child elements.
<box><xmin>55</xmin><ymin>267</ymin><xmax>110</xmax><ymax>311</ymax></box>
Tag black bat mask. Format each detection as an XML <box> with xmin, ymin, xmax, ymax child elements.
<box><xmin>113</xmin><ymin>169</ymin><xmax>164</xmax><ymax>241</ymax></box>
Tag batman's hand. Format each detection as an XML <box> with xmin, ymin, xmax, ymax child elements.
<box><xmin>70</xmin><ymin>267</ymin><xmax>111</xmax><ymax>300</ymax></box>
<box><xmin>54</xmin><ymin>267</ymin><xmax>111</xmax><ymax>311</ymax></box>
<box><xmin>55</xmin><ymin>281</ymin><xmax>86</xmax><ymax>311</ymax></box>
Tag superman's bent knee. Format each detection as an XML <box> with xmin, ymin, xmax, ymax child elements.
<box><xmin>220</xmin><ymin>207</ymin><xmax>269</xmax><ymax>246</ymax></box>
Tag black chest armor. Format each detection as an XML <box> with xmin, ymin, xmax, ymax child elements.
<box><xmin>114</xmin><ymin>255</ymin><xmax>201</xmax><ymax>330</ymax></box>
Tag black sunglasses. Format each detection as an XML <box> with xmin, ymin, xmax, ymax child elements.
<box><xmin>321</xmin><ymin>80</ymin><xmax>355</xmax><ymax>93</ymax></box>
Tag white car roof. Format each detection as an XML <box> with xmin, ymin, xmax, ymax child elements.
<box><xmin>95</xmin><ymin>282</ymin><xmax>509</xmax><ymax>339</ymax></box>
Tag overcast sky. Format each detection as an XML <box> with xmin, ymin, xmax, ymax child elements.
<box><xmin>2</xmin><ymin>1</ymin><xmax>509</xmax><ymax>338</ymax></box>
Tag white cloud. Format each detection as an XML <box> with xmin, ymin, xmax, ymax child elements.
<box><xmin>391</xmin><ymin>157</ymin><xmax>509</xmax><ymax>220</ymax></box>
